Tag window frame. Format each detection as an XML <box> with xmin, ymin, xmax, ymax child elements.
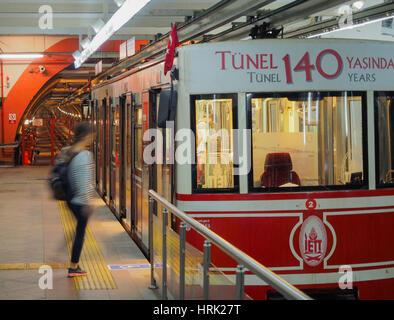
<box><xmin>374</xmin><ymin>91</ymin><xmax>394</xmax><ymax>189</ymax></box>
<box><xmin>190</xmin><ymin>93</ymin><xmax>239</xmax><ymax>194</ymax></box>
<box><xmin>246</xmin><ymin>91</ymin><xmax>369</xmax><ymax>193</ymax></box>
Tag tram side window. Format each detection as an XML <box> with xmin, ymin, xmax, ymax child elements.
<box><xmin>193</xmin><ymin>95</ymin><xmax>236</xmax><ymax>190</ymax></box>
<box><xmin>375</xmin><ymin>92</ymin><xmax>394</xmax><ymax>186</ymax></box>
<box><xmin>249</xmin><ymin>92</ymin><xmax>365</xmax><ymax>189</ymax></box>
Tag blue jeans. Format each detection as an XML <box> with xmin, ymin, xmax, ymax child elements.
<box><xmin>66</xmin><ymin>202</ymin><xmax>90</xmax><ymax>264</ymax></box>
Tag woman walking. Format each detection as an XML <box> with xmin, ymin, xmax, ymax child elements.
<box><xmin>65</xmin><ymin>122</ymin><xmax>95</xmax><ymax>277</ymax></box>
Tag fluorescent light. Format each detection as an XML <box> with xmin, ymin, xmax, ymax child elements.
<box><xmin>113</xmin><ymin>0</ymin><xmax>125</xmax><ymax>7</ymax></box>
<box><xmin>72</xmin><ymin>50</ymin><xmax>81</xmax><ymax>60</ymax></box>
<box><xmin>91</xmin><ymin>19</ymin><xmax>105</xmax><ymax>34</ymax></box>
<box><xmin>74</xmin><ymin>0</ymin><xmax>151</xmax><ymax>68</ymax></box>
<box><xmin>0</xmin><ymin>53</ymin><xmax>43</xmax><ymax>59</ymax></box>
<box><xmin>352</xmin><ymin>1</ymin><xmax>364</xmax><ymax>10</ymax></box>
<box><xmin>80</xmin><ymin>38</ymin><xmax>90</xmax><ymax>50</ymax></box>
<box><xmin>308</xmin><ymin>15</ymin><xmax>394</xmax><ymax>38</ymax></box>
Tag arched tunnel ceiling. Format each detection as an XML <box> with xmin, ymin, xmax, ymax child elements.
<box><xmin>24</xmin><ymin>66</ymin><xmax>89</xmax><ymax>121</ymax></box>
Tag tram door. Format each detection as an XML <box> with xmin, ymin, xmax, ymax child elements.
<box><xmin>109</xmin><ymin>97</ymin><xmax>119</xmax><ymax>212</ymax></box>
<box><xmin>98</xmin><ymin>98</ymin><xmax>106</xmax><ymax>196</ymax></box>
<box><xmin>131</xmin><ymin>93</ymin><xmax>143</xmax><ymax>243</ymax></box>
<box><xmin>105</xmin><ymin>97</ymin><xmax>111</xmax><ymax>202</ymax></box>
<box><xmin>141</xmin><ymin>91</ymin><xmax>151</xmax><ymax>248</ymax></box>
<box><xmin>116</xmin><ymin>95</ymin><xmax>127</xmax><ymax>219</ymax></box>
<box><xmin>151</xmin><ymin>90</ymin><xmax>175</xmax><ymax>228</ymax></box>
<box><xmin>93</xmin><ymin>100</ymin><xmax>100</xmax><ymax>187</ymax></box>
<box><xmin>123</xmin><ymin>94</ymin><xmax>133</xmax><ymax>227</ymax></box>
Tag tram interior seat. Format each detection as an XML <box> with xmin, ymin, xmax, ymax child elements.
<box><xmin>260</xmin><ymin>152</ymin><xmax>300</xmax><ymax>188</ymax></box>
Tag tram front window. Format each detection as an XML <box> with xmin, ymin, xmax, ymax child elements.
<box><xmin>249</xmin><ymin>92</ymin><xmax>365</xmax><ymax>190</ymax></box>
<box><xmin>375</xmin><ymin>92</ymin><xmax>394</xmax><ymax>186</ymax></box>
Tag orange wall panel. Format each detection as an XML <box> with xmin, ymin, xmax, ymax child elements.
<box><xmin>2</xmin><ymin>38</ymin><xmax>79</xmax><ymax>143</ymax></box>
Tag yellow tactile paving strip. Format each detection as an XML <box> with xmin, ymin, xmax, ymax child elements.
<box><xmin>0</xmin><ymin>263</ymin><xmax>67</xmax><ymax>270</ymax></box>
<box><xmin>57</xmin><ymin>201</ymin><xmax>117</xmax><ymax>290</ymax></box>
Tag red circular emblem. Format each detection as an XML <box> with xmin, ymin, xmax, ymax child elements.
<box><xmin>305</xmin><ymin>199</ymin><xmax>317</xmax><ymax>210</ymax></box>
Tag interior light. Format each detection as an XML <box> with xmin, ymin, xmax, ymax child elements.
<box><xmin>0</xmin><ymin>53</ymin><xmax>43</xmax><ymax>60</ymax></box>
<box><xmin>74</xmin><ymin>0</ymin><xmax>152</xmax><ymax>68</ymax></box>
<box><xmin>352</xmin><ymin>1</ymin><xmax>364</xmax><ymax>10</ymax></box>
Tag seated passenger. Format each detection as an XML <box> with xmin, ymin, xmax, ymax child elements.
<box><xmin>260</xmin><ymin>152</ymin><xmax>300</xmax><ymax>188</ymax></box>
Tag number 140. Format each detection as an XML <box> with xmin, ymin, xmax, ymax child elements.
<box><xmin>282</xmin><ymin>49</ymin><xmax>343</xmax><ymax>84</ymax></box>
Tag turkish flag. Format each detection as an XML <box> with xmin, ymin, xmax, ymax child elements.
<box><xmin>164</xmin><ymin>24</ymin><xmax>179</xmax><ymax>75</ymax></box>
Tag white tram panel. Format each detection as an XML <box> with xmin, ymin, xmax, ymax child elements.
<box><xmin>181</xmin><ymin>39</ymin><xmax>394</xmax><ymax>93</ymax></box>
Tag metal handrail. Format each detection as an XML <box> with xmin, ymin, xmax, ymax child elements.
<box><xmin>148</xmin><ymin>189</ymin><xmax>312</xmax><ymax>300</ymax></box>
<box><xmin>0</xmin><ymin>142</ymin><xmax>19</xmax><ymax>148</ymax></box>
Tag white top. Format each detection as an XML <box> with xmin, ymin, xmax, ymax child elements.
<box><xmin>68</xmin><ymin>150</ymin><xmax>95</xmax><ymax>205</ymax></box>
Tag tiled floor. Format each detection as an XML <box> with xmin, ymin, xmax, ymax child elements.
<box><xmin>0</xmin><ymin>166</ymin><xmax>160</xmax><ymax>300</ymax></box>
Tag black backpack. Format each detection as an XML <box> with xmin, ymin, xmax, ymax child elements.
<box><xmin>48</xmin><ymin>150</ymin><xmax>78</xmax><ymax>201</ymax></box>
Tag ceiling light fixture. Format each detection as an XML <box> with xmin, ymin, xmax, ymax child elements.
<box><xmin>113</xmin><ymin>0</ymin><xmax>126</xmax><ymax>7</ymax></box>
<box><xmin>352</xmin><ymin>1</ymin><xmax>364</xmax><ymax>11</ymax></box>
<box><xmin>0</xmin><ymin>53</ymin><xmax>44</xmax><ymax>60</ymax></box>
<box><xmin>91</xmin><ymin>19</ymin><xmax>105</xmax><ymax>34</ymax></box>
<box><xmin>80</xmin><ymin>38</ymin><xmax>90</xmax><ymax>50</ymax></box>
<box><xmin>74</xmin><ymin>0</ymin><xmax>151</xmax><ymax>69</ymax></box>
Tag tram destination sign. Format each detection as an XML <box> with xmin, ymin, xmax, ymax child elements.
<box><xmin>182</xmin><ymin>39</ymin><xmax>394</xmax><ymax>92</ymax></box>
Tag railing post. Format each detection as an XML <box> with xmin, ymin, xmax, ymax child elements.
<box><xmin>148</xmin><ymin>197</ymin><xmax>157</xmax><ymax>289</ymax></box>
<box><xmin>162</xmin><ymin>207</ymin><xmax>168</xmax><ymax>300</ymax></box>
<box><xmin>235</xmin><ymin>264</ymin><xmax>245</xmax><ymax>300</ymax></box>
<box><xmin>179</xmin><ymin>222</ymin><xmax>186</xmax><ymax>300</ymax></box>
<box><xmin>203</xmin><ymin>240</ymin><xmax>211</xmax><ymax>300</ymax></box>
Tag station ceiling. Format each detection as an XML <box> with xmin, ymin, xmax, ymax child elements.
<box><xmin>0</xmin><ymin>0</ymin><xmax>222</xmax><ymax>39</ymax></box>
<box><xmin>0</xmin><ymin>0</ymin><xmax>355</xmax><ymax>40</ymax></box>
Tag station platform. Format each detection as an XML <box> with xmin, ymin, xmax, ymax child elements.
<box><xmin>0</xmin><ymin>166</ymin><xmax>159</xmax><ymax>300</ymax></box>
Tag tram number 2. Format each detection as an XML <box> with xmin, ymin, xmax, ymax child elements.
<box><xmin>282</xmin><ymin>49</ymin><xmax>343</xmax><ymax>84</ymax></box>
<box><xmin>306</xmin><ymin>199</ymin><xmax>317</xmax><ymax>210</ymax></box>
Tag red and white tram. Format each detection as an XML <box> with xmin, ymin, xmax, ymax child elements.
<box><xmin>91</xmin><ymin>39</ymin><xmax>394</xmax><ymax>299</ymax></box>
